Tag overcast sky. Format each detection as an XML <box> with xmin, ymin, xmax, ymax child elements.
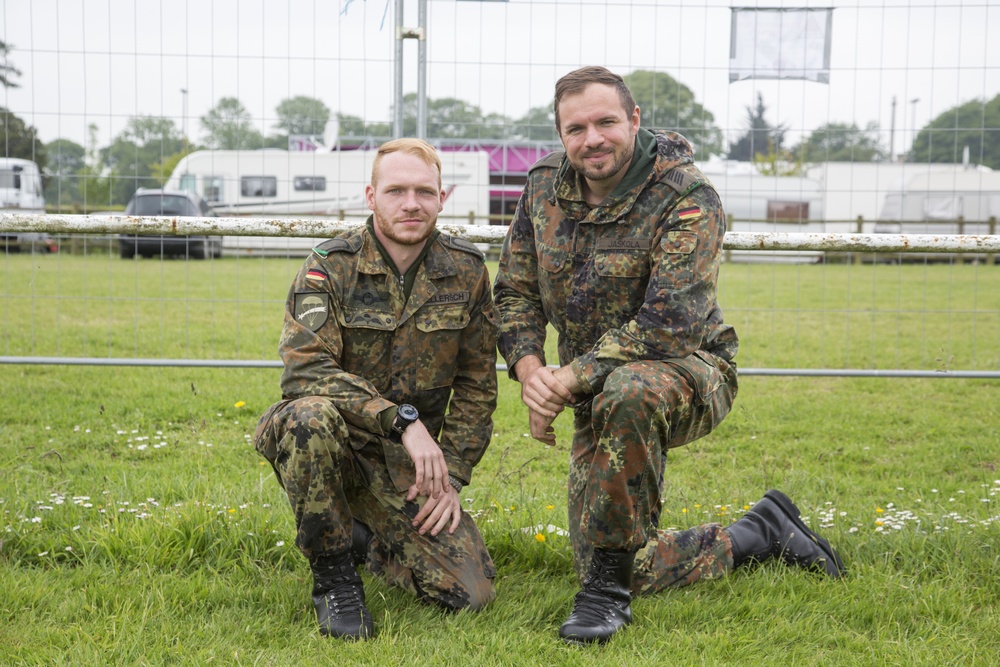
<box><xmin>1</xmin><ymin>0</ymin><xmax>998</xmax><ymax>159</ymax></box>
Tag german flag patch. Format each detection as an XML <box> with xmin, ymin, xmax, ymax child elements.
<box><xmin>306</xmin><ymin>269</ymin><xmax>327</xmax><ymax>283</ymax></box>
<box><xmin>677</xmin><ymin>206</ymin><xmax>701</xmax><ymax>221</ymax></box>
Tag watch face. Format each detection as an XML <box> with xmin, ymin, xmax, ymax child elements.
<box><xmin>398</xmin><ymin>404</ymin><xmax>419</xmax><ymax>422</ymax></box>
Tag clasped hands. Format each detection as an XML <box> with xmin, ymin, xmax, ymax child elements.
<box><xmin>513</xmin><ymin>356</ymin><xmax>581</xmax><ymax>446</ymax></box>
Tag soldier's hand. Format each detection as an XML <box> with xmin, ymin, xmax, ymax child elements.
<box><xmin>401</xmin><ymin>421</ymin><xmax>449</xmax><ymax>500</ymax></box>
<box><xmin>517</xmin><ymin>359</ymin><xmax>575</xmax><ymax>418</ymax></box>
<box><xmin>528</xmin><ymin>408</ymin><xmax>557</xmax><ymax>446</ymax></box>
<box><xmin>411</xmin><ymin>486</ymin><xmax>462</xmax><ymax>536</ymax></box>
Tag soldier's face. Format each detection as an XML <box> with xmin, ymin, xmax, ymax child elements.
<box><xmin>366</xmin><ymin>152</ymin><xmax>444</xmax><ymax>247</ymax></box>
<box><xmin>557</xmin><ymin>83</ymin><xmax>640</xmax><ymax>189</ymax></box>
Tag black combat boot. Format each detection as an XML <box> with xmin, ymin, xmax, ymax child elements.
<box><xmin>558</xmin><ymin>549</ymin><xmax>635</xmax><ymax>645</ymax></box>
<box><xmin>726</xmin><ymin>489</ymin><xmax>844</xmax><ymax>577</ymax></box>
<box><xmin>351</xmin><ymin>519</ymin><xmax>373</xmax><ymax>567</ymax></box>
<box><xmin>310</xmin><ymin>550</ymin><xmax>374</xmax><ymax>640</ymax></box>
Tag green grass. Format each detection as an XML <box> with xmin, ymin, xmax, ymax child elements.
<box><xmin>2</xmin><ymin>254</ymin><xmax>1000</xmax><ymax>665</ymax></box>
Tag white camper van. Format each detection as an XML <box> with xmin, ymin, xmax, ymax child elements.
<box><xmin>0</xmin><ymin>157</ymin><xmax>56</xmax><ymax>253</ymax></box>
<box><xmin>163</xmin><ymin>148</ymin><xmax>492</xmax><ymax>256</ymax></box>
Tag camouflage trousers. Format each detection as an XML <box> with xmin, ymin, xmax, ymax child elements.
<box><xmin>254</xmin><ymin>396</ymin><xmax>496</xmax><ymax>611</ymax></box>
<box><xmin>569</xmin><ymin>352</ymin><xmax>739</xmax><ymax>596</ymax></box>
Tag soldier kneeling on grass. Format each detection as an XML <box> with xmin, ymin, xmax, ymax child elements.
<box><xmin>254</xmin><ymin>138</ymin><xmax>498</xmax><ymax>640</ymax></box>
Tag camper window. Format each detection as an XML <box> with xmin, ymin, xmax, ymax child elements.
<box><xmin>203</xmin><ymin>176</ymin><xmax>223</xmax><ymax>202</ymax></box>
<box><xmin>767</xmin><ymin>201</ymin><xmax>809</xmax><ymax>222</ymax></box>
<box><xmin>241</xmin><ymin>176</ymin><xmax>277</xmax><ymax>198</ymax></box>
<box><xmin>293</xmin><ymin>176</ymin><xmax>326</xmax><ymax>192</ymax></box>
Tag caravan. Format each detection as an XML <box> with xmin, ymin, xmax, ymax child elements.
<box><xmin>163</xmin><ymin>148</ymin><xmax>492</xmax><ymax>256</ymax></box>
<box><xmin>701</xmin><ymin>162</ymin><xmax>825</xmax><ymax>262</ymax></box>
<box><xmin>0</xmin><ymin>158</ymin><xmax>57</xmax><ymax>253</ymax></box>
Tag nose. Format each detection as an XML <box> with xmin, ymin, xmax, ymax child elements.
<box><xmin>583</xmin><ymin>124</ymin><xmax>605</xmax><ymax>148</ymax></box>
<box><xmin>401</xmin><ymin>190</ymin><xmax>420</xmax><ymax>211</ymax></box>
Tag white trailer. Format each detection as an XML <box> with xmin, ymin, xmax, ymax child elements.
<box><xmin>702</xmin><ymin>164</ymin><xmax>825</xmax><ymax>262</ymax></box>
<box><xmin>804</xmin><ymin>162</ymin><xmax>996</xmax><ymax>232</ymax></box>
<box><xmin>876</xmin><ymin>168</ymin><xmax>1000</xmax><ymax>234</ymax></box>
<box><xmin>163</xmin><ymin>148</ymin><xmax>492</xmax><ymax>256</ymax></box>
<box><xmin>0</xmin><ymin>158</ymin><xmax>56</xmax><ymax>253</ymax></box>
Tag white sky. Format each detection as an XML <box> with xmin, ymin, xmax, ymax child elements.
<box><xmin>1</xmin><ymin>0</ymin><xmax>998</xmax><ymax>159</ymax></box>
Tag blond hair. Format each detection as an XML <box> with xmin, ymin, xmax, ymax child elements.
<box><xmin>371</xmin><ymin>138</ymin><xmax>442</xmax><ymax>188</ymax></box>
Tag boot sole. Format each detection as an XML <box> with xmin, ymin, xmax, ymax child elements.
<box><xmin>764</xmin><ymin>489</ymin><xmax>845</xmax><ymax>578</ymax></box>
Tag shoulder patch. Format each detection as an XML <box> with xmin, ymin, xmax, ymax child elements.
<box><xmin>661</xmin><ymin>164</ymin><xmax>703</xmax><ymax>198</ymax></box>
<box><xmin>315</xmin><ymin>235</ymin><xmax>362</xmax><ymax>255</ymax></box>
<box><xmin>442</xmin><ymin>235</ymin><xmax>485</xmax><ymax>260</ymax></box>
<box><xmin>528</xmin><ymin>150</ymin><xmax>565</xmax><ymax>174</ymax></box>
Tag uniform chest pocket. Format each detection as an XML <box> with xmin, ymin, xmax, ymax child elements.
<box><xmin>537</xmin><ymin>244</ymin><xmax>569</xmax><ymax>274</ymax></box>
<box><xmin>339</xmin><ymin>307</ymin><xmax>396</xmax><ymax>392</ymax></box>
<box><xmin>415</xmin><ymin>304</ymin><xmax>467</xmax><ymax>390</ymax></box>
<box><xmin>595</xmin><ymin>251</ymin><xmax>650</xmax><ymax>278</ymax></box>
<box><xmin>657</xmin><ymin>231</ymin><xmax>699</xmax><ymax>288</ymax></box>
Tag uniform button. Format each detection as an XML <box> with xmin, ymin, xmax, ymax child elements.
<box><xmin>674</xmin><ymin>241</ymin><xmax>681</xmax><ymax>248</ymax></box>
<box><xmin>598</xmin><ymin>263</ymin><xmax>605</xmax><ymax>270</ymax></box>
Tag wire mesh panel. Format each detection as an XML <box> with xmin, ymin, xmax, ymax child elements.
<box><xmin>1</xmin><ymin>0</ymin><xmax>998</xmax><ymax>374</ymax></box>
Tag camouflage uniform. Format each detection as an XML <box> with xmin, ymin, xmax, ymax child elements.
<box><xmin>494</xmin><ymin>129</ymin><xmax>740</xmax><ymax>595</ymax></box>
<box><xmin>255</xmin><ymin>219</ymin><xmax>498</xmax><ymax>611</ymax></box>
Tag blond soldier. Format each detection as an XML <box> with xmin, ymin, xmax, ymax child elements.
<box><xmin>255</xmin><ymin>138</ymin><xmax>498</xmax><ymax>640</ymax></box>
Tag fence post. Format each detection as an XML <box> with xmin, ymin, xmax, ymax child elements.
<box><xmin>957</xmin><ymin>216</ymin><xmax>965</xmax><ymax>264</ymax></box>
<box><xmin>854</xmin><ymin>215</ymin><xmax>864</xmax><ymax>264</ymax></box>
<box><xmin>468</xmin><ymin>210</ymin><xmax>475</xmax><ymax>225</ymax></box>
<box><xmin>725</xmin><ymin>214</ymin><xmax>733</xmax><ymax>264</ymax></box>
<box><xmin>990</xmin><ymin>216</ymin><xmax>997</xmax><ymax>266</ymax></box>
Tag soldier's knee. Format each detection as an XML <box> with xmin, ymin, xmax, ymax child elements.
<box><xmin>440</xmin><ymin>577</ymin><xmax>495</xmax><ymax>612</ymax></box>
<box><xmin>597</xmin><ymin>365</ymin><xmax>665</xmax><ymax>415</ymax></box>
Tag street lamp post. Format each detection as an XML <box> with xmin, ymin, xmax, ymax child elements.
<box><xmin>909</xmin><ymin>97</ymin><xmax>919</xmax><ymax>161</ymax></box>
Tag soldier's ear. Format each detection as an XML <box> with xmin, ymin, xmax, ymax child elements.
<box><xmin>365</xmin><ymin>184</ymin><xmax>376</xmax><ymax>211</ymax></box>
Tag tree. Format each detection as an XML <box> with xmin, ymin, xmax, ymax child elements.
<box><xmin>0</xmin><ymin>107</ymin><xmax>46</xmax><ymax>171</ymax></box>
<box><xmin>101</xmin><ymin>116</ymin><xmax>185</xmax><ymax>204</ymax></box>
<box><xmin>336</xmin><ymin>113</ymin><xmax>390</xmax><ymax>146</ymax></box>
<box><xmin>910</xmin><ymin>94</ymin><xmax>1000</xmax><ymax>169</ymax></box>
<box><xmin>397</xmin><ymin>94</ymin><xmax>511</xmax><ymax>140</ymax></box>
<box><xmin>727</xmin><ymin>93</ymin><xmax>787</xmax><ymax>162</ymax></box>
<box><xmin>0</xmin><ymin>40</ymin><xmax>21</xmax><ymax>89</ymax></box>
<box><xmin>200</xmin><ymin>97</ymin><xmax>264</xmax><ymax>150</ymax></box>
<box><xmin>274</xmin><ymin>96</ymin><xmax>331</xmax><ymax>137</ymax></box>
<box><xmin>43</xmin><ymin>138</ymin><xmax>86</xmax><ymax>206</ymax></box>
<box><xmin>510</xmin><ymin>105</ymin><xmax>559</xmax><ymax>143</ymax></box>
<box><xmin>624</xmin><ymin>70</ymin><xmax>723</xmax><ymax>157</ymax></box>
<box><xmin>78</xmin><ymin>124</ymin><xmax>113</xmax><ymax>210</ymax></box>
<box><xmin>792</xmin><ymin>122</ymin><xmax>886</xmax><ymax>163</ymax></box>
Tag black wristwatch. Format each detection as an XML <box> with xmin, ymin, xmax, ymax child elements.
<box><xmin>391</xmin><ymin>404</ymin><xmax>419</xmax><ymax>438</ymax></box>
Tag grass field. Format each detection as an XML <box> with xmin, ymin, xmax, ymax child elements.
<box><xmin>2</xmin><ymin>253</ymin><xmax>999</xmax><ymax>665</ymax></box>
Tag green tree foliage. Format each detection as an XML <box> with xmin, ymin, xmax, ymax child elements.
<box><xmin>792</xmin><ymin>122</ymin><xmax>887</xmax><ymax>163</ymax></box>
<box><xmin>400</xmin><ymin>94</ymin><xmax>511</xmax><ymax>140</ymax></box>
<box><xmin>624</xmin><ymin>70</ymin><xmax>723</xmax><ymax>157</ymax></box>
<box><xmin>101</xmin><ymin>117</ymin><xmax>185</xmax><ymax>205</ymax></box>
<box><xmin>727</xmin><ymin>93</ymin><xmax>787</xmax><ymax>162</ymax></box>
<box><xmin>0</xmin><ymin>107</ymin><xmax>46</xmax><ymax>171</ymax></box>
<box><xmin>0</xmin><ymin>40</ymin><xmax>21</xmax><ymax>89</ymax></box>
<box><xmin>43</xmin><ymin>138</ymin><xmax>86</xmax><ymax>205</ymax></box>
<box><xmin>274</xmin><ymin>96</ymin><xmax>331</xmax><ymax>137</ymax></box>
<box><xmin>910</xmin><ymin>94</ymin><xmax>1000</xmax><ymax>169</ymax></box>
<box><xmin>78</xmin><ymin>124</ymin><xmax>113</xmax><ymax>209</ymax></box>
<box><xmin>510</xmin><ymin>105</ymin><xmax>559</xmax><ymax>143</ymax></box>
<box><xmin>336</xmin><ymin>113</ymin><xmax>390</xmax><ymax>146</ymax></box>
<box><xmin>200</xmin><ymin>97</ymin><xmax>264</xmax><ymax>150</ymax></box>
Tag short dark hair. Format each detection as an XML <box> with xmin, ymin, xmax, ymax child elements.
<box><xmin>553</xmin><ymin>66</ymin><xmax>637</xmax><ymax>131</ymax></box>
